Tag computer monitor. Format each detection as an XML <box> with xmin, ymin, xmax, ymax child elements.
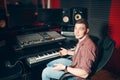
<box><xmin>8</xmin><ymin>7</ymin><xmax>36</xmax><ymax>29</ymax></box>
<box><xmin>37</xmin><ymin>9</ymin><xmax>63</xmax><ymax>25</ymax></box>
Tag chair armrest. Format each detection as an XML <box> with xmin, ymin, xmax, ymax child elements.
<box><xmin>59</xmin><ymin>73</ymin><xmax>74</xmax><ymax>80</ymax></box>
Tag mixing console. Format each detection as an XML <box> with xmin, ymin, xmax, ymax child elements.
<box><xmin>16</xmin><ymin>31</ymin><xmax>66</xmax><ymax>48</ymax></box>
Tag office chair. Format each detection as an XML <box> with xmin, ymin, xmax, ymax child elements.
<box><xmin>59</xmin><ymin>36</ymin><xmax>115</xmax><ymax>80</ymax></box>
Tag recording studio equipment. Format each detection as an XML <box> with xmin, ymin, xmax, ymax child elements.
<box><xmin>60</xmin><ymin>7</ymin><xmax>88</xmax><ymax>35</ymax></box>
<box><xmin>26</xmin><ymin>49</ymin><xmax>59</xmax><ymax>67</ymax></box>
<box><xmin>13</xmin><ymin>30</ymin><xmax>77</xmax><ymax>67</ymax></box>
<box><xmin>26</xmin><ymin>46</ymin><xmax>75</xmax><ymax>67</ymax></box>
<box><xmin>5</xmin><ymin>61</ymin><xmax>23</xmax><ymax>68</ymax></box>
<box><xmin>37</xmin><ymin>9</ymin><xmax>63</xmax><ymax>25</ymax></box>
<box><xmin>15</xmin><ymin>31</ymin><xmax>66</xmax><ymax>49</ymax></box>
<box><xmin>61</xmin><ymin>7</ymin><xmax>88</xmax><ymax>26</ymax></box>
<box><xmin>5</xmin><ymin>61</ymin><xmax>12</xmax><ymax>68</ymax></box>
<box><xmin>70</xmin><ymin>7</ymin><xmax>88</xmax><ymax>25</ymax></box>
<box><xmin>61</xmin><ymin>8</ymin><xmax>71</xmax><ymax>26</ymax></box>
<box><xmin>0</xmin><ymin>9</ymin><xmax>7</xmax><ymax>29</ymax></box>
<box><xmin>0</xmin><ymin>61</ymin><xmax>23</xmax><ymax>80</ymax></box>
<box><xmin>61</xmin><ymin>31</ymin><xmax>74</xmax><ymax>37</ymax></box>
<box><xmin>7</xmin><ymin>0</ymin><xmax>36</xmax><ymax>8</ymax></box>
<box><xmin>61</xmin><ymin>25</ymin><xmax>75</xmax><ymax>37</ymax></box>
<box><xmin>8</xmin><ymin>7</ymin><xmax>36</xmax><ymax>29</ymax></box>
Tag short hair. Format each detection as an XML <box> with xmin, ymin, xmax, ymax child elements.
<box><xmin>75</xmin><ymin>19</ymin><xmax>89</xmax><ymax>28</ymax></box>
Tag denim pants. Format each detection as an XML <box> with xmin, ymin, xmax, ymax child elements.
<box><xmin>42</xmin><ymin>58</ymin><xmax>76</xmax><ymax>80</ymax></box>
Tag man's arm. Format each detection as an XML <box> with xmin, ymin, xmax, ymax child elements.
<box><xmin>59</xmin><ymin>48</ymin><xmax>74</xmax><ymax>56</ymax></box>
<box><xmin>52</xmin><ymin>64</ymin><xmax>88</xmax><ymax>79</ymax></box>
<box><xmin>66</xmin><ymin>66</ymin><xmax>88</xmax><ymax>78</ymax></box>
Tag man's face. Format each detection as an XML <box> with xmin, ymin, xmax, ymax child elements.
<box><xmin>74</xmin><ymin>23</ymin><xmax>89</xmax><ymax>39</ymax></box>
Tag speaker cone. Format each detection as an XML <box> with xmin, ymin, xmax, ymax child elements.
<box><xmin>0</xmin><ymin>20</ymin><xmax>6</xmax><ymax>28</ymax></box>
<box><xmin>74</xmin><ymin>14</ymin><xmax>81</xmax><ymax>20</ymax></box>
<box><xmin>63</xmin><ymin>16</ymin><xmax>69</xmax><ymax>23</ymax></box>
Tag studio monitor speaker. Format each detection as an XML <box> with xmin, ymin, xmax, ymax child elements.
<box><xmin>0</xmin><ymin>9</ymin><xmax>8</xmax><ymax>29</ymax></box>
<box><xmin>70</xmin><ymin>7</ymin><xmax>88</xmax><ymax>25</ymax></box>
<box><xmin>62</xmin><ymin>8</ymin><xmax>71</xmax><ymax>26</ymax></box>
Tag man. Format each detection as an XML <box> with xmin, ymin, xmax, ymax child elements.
<box><xmin>42</xmin><ymin>19</ymin><xmax>98</xmax><ymax>80</ymax></box>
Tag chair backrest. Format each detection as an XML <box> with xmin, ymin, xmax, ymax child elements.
<box><xmin>88</xmin><ymin>36</ymin><xmax>115</xmax><ymax>77</ymax></box>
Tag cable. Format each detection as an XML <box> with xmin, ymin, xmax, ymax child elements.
<box><xmin>5</xmin><ymin>60</ymin><xmax>27</xmax><ymax>80</ymax></box>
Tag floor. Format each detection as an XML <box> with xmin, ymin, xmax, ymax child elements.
<box><xmin>91</xmin><ymin>69</ymin><xmax>120</xmax><ymax>80</ymax></box>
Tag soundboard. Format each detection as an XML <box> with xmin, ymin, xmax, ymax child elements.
<box><xmin>15</xmin><ymin>31</ymin><xmax>66</xmax><ymax>49</ymax></box>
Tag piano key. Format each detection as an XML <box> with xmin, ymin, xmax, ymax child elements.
<box><xmin>26</xmin><ymin>46</ymin><xmax>75</xmax><ymax>67</ymax></box>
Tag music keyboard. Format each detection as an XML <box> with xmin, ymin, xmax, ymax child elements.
<box><xmin>26</xmin><ymin>47</ymin><xmax>75</xmax><ymax>67</ymax></box>
<box><xmin>26</xmin><ymin>49</ymin><xmax>59</xmax><ymax>65</ymax></box>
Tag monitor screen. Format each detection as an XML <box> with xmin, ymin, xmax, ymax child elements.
<box><xmin>8</xmin><ymin>7</ymin><xmax>36</xmax><ymax>29</ymax></box>
<box><xmin>37</xmin><ymin>9</ymin><xmax>63</xmax><ymax>25</ymax></box>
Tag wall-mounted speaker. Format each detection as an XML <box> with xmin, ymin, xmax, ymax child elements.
<box><xmin>70</xmin><ymin>7</ymin><xmax>88</xmax><ymax>25</ymax></box>
<box><xmin>61</xmin><ymin>8</ymin><xmax>71</xmax><ymax>26</ymax></box>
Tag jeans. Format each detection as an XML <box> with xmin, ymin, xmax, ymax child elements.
<box><xmin>42</xmin><ymin>58</ymin><xmax>76</xmax><ymax>80</ymax></box>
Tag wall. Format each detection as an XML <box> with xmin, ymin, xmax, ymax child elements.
<box><xmin>106</xmin><ymin>0</ymin><xmax>120</xmax><ymax>75</ymax></box>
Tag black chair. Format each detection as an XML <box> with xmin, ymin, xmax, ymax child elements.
<box><xmin>59</xmin><ymin>36</ymin><xmax>115</xmax><ymax>80</ymax></box>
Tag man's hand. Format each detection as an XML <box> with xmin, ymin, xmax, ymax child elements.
<box><xmin>52</xmin><ymin>63</ymin><xmax>65</xmax><ymax>71</ymax></box>
<box><xmin>59</xmin><ymin>48</ymin><xmax>68</xmax><ymax>56</ymax></box>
